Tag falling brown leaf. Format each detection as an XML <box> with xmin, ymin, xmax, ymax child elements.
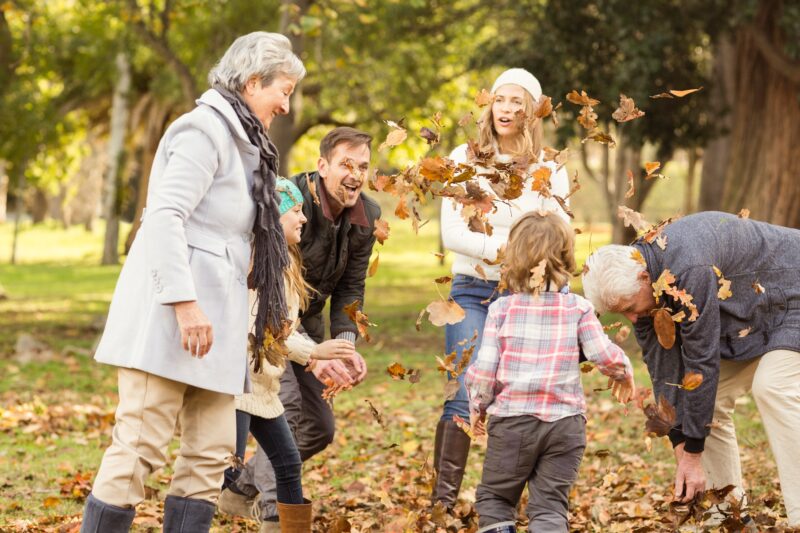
<box><xmin>612</xmin><ymin>94</ymin><xmax>645</xmax><ymax>122</ymax></box>
<box><xmin>643</xmin><ymin>395</ymin><xmax>677</xmax><ymax>437</ymax></box>
<box><xmin>379</xmin><ymin>126</ymin><xmax>407</xmax><ymax>151</ymax></box>
<box><xmin>650</xmin><ymin>87</ymin><xmax>703</xmax><ymax>99</ymax></box>
<box><xmin>614</xmin><ymin>325</ymin><xmax>631</xmax><ymax>344</ymax></box>
<box><xmin>426</xmin><ymin>299</ymin><xmax>466</xmax><ymax>327</ymax></box>
<box><xmin>394</xmin><ymin>196</ymin><xmax>410</xmax><ymax>220</ymax></box>
<box><xmin>458</xmin><ymin>111</ymin><xmax>474</xmax><ymax>127</ymax></box>
<box><xmin>630</xmin><ymin>249</ymin><xmax>646</xmax><ymax>266</ymax></box>
<box><xmin>306</xmin><ymin>173</ymin><xmax>321</xmax><ymax>205</ymax></box>
<box><xmin>408</xmin><ymin>368</ymin><xmax>421</xmax><ymax>383</ymax></box>
<box><xmin>534</xmin><ymin>95</ymin><xmax>553</xmax><ymax>118</ymax></box>
<box><xmin>434</xmin><ymin>276</ymin><xmax>453</xmax><ymax>284</ymax></box>
<box><xmin>542</xmin><ymin>146</ymin><xmax>570</xmax><ymax>168</ymax></box>
<box><xmin>373</xmin><ymin>218</ymin><xmax>390</xmax><ymax>245</ymax></box>
<box><xmin>580</xmin><ymin>362</ymin><xmax>595</xmax><ymax>373</ymax></box>
<box><xmin>618</xmin><ymin>206</ymin><xmax>651</xmax><ymax>233</ymax></box>
<box><xmin>475</xmin><ymin>89</ymin><xmax>494</xmax><ymax>107</ymax></box>
<box><xmin>415</xmin><ymin>308</ymin><xmax>426</xmax><ymax>332</ymax></box>
<box><xmin>652</xmin><ymin>269</ymin><xmax>677</xmax><ymax>301</ymax></box>
<box><xmin>738</xmin><ymin>327</ymin><xmax>752</xmax><ymax>338</ymax></box>
<box><xmin>529</xmin><ymin>259</ymin><xmax>547</xmax><ymax>293</ymax></box>
<box><xmin>625</xmin><ymin>169</ymin><xmax>635</xmax><ymax>199</ymax></box>
<box><xmin>644</xmin><ymin>161</ymin><xmax>661</xmax><ymax>178</ymax></box>
<box><xmin>738</xmin><ymin>208</ymin><xmax>750</xmax><ymax>219</ymax></box>
<box><xmin>582</xmin><ymin>129</ymin><xmax>617</xmax><ymax>147</ymax></box>
<box><xmin>364</xmin><ymin>399</ymin><xmax>386</xmax><ymax>429</ymax></box>
<box><xmin>752</xmin><ymin>281</ymin><xmax>765</xmax><ymax>294</ymax></box>
<box><xmin>578</xmin><ymin>105</ymin><xmax>598</xmax><ymax>130</ymax></box>
<box><xmin>387</xmin><ymin>362</ymin><xmax>406</xmax><ymax>380</ymax></box>
<box><xmin>419</xmin><ymin>127</ymin><xmax>440</xmax><ymax>146</ymax></box>
<box><xmin>473</xmin><ymin>264</ymin><xmax>488</xmax><ymax>281</ymax></box>
<box><xmin>530</xmin><ymin>166</ymin><xmax>552</xmax><ymax>194</ymax></box>
<box><xmin>566</xmin><ymin>89</ymin><xmax>600</xmax><ymax>106</ymax></box>
<box><xmin>681</xmin><ymin>371</ymin><xmax>703</xmax><ymax>391</ymax></box>
<box><xmin>343</xmin><ymin>300</ymin><xmax>376</xmax><ymax>342</ymax></box>
<box><xmin>367</xmin><ymin>252</ymin><xmax>380</xmax><ymax>278</ymax></box>
<box><xmin>452</xmin><ymin>414</ymin><xmax>475</xmax><ymax>438</ymax></box>
<box><xmin>713</xmin><ymin>266</ymin><xmax>733</xmax><ymax>300</ymax></box>
<box><xmin>653</xmin><ymin>308</ymin><xmax>676</xmax><ymax>349</ymax></box>
<box><xmin>671</xmin><ymin>310</ymin><xmax>686</xmax><ymax>322</ymax></box>
<box><xmin>603</xmin><ymin>321</ymin><xmax>623</xmax><ymax>332</ymax></box>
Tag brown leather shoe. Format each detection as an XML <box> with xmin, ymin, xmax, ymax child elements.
<box><xmin>431</xmin><ymin>419</ymin><xmax>471</xmax><ymax>510</ymax></box>
<box><xmin>276</xmin><ymin>499</ymin><xmax>312</xmax><ymax>532</ymax></box>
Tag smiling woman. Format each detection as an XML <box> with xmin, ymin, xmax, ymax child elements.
<box><xmin>79</xmin><ymin>32</ymin><xmax>305</xmax><ymax>533</ymax></box>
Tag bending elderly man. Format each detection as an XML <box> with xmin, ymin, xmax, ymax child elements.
<box><xmin>582</xmin><ymin>211</ymin><xmax>800</xmax><ymax>527</ymax></box>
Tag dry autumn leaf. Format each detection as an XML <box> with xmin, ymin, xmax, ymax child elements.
<box><xmin>475</xmin><ymin>88</ymin><xmax>494</xmax><ymax>107</ymax></box>
<box><xmin>306</xmin><ymin>173</ymin><xmax>321</xmax><ymax>205</ymax></box>
<box><xmin>534</xmin><ymin>95</ymin><xmax>553</xmax><ymax>118</ymax></box>
<box><xmin>752</xmin><ymin>281</ymin><xmax>765</xmax><ymax>294</ymax></box>
<box><xmin>379</xmin><ymin>126</ymin><xmax>407</xmax><ymax>151</ymax></box>
<box><xmin>474</xmin><ymin>264</ymin><xmax>488</xmax><ymax>281</ymax></box>
<box><xmin>367</xmin><ymin>252</ymin><xmax>380</xmax><ymax>278</ymax></box>
<box><xmin>713</xmin><ymin>266</ymin><xmax>733</xmax><ymax>300</ymax></box>
<box><xmin>582</xmin><ymin>129</ymin><xmax>617</xmax><ymax>147</ymax></box>
<box><xmin>612</xmin><ymin>94</ymin><xmax>645</xmax><ymax>123</ymax></box>
<box><xmin>343</xmin><ymin>300</ymin><xmax>376</xmax><ymax>342</ymax></box>
<box><xmin>643</xmin><ymin>395</ymin><xmax>677</xmax><ymax>437</ymax></box>
<box><xmin>434</xmin><ymin>275</ymin><xmax>453</xmax><ymax>284</ymax></box>
<box><xmin>530</xmin><ymin>166</ymin><xmax>552</xmax><ymax>194</ymax></box>
<box><xmin>650</xmin><ymin>87</ymin><xmax>703</xmax><ymax>99</ymax></box>
<box><xmin>419</xmin><ymin>126</ymin><xmax>439</xmax><ymax>146</ymax></box>
<box><xmin>739</xmin><ymin>327</ymin><xmax>752</xmax><ymax>338</ymax></box>
<box><xmin>364</xmin><ymin>399</ymin><xmax>386</xmax><ymax>429</ymax></box>
<box><xmin>630</xmin><ymin>249</ymin><xmax>646</xmax><ymax>266</ymax></box>
<box><xmin>653</xmin><ymin>308</ymin><xmax>676</xmax><ymax>349</ymax></box>
<box><xmin>578</xmin><ymin>105</ymin><xmax>598</xmax><ymax>130</ymax></box>
<box><xmin>644</xmin><ymin>161</ymin><xmax>661</xmax><ymax>177</ymax></box>
<box><xmin>529</xmin><ymin>259</ymin><xmax>548</xmax><ymax>292</ymax></box>
<box><xmin>615</xmin><ymin>325</ymin><xmax>631</xmax><ymax>344</ymax></box>
<box><xmin>618</xmin><ymin>206</ymin><xmax>651</xmax><ymax>233</ymax></box>
<box><xmin>625</xmin><ymin>169</ymin><xmax>635</xmax><ymax>199</ymax></box>
<box><xmin>373</xmin><ymin>218</ymin><xmax>390</xmax><ymax>245</ymax></box>
<box><xmin>738</xmin><ymin>208</ymin><xmax>751</xmax><ymax>219</ymax></box>
<box><xmin>566</xmin><ymin>89</ymin><xmax>600</xmax><ymax>106</ymax></box>
<box><xmin>426</xmin><ymin>299</ymin><xmax>466</xmax><ymax>327</ymax></box>
<box><xmin>681</xmin><ymin>371</ymin><xmax>704</xmax><ymax>391</ymax></box>
<box><xmin>656</xmin><ymin>234</ymin><xmax>668</xmax><ymax>250</ymax></box>
<box><xmin>652</xmin><ymin>269</ymin><xmax>677</xmax><ymax>301</ymax></box>
<box><xmin>387</xmin><ymin>362</ymin><xmax>406</xmax><ymax>380</ymax></box>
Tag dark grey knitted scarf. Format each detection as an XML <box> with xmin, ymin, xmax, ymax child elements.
<box><xmin>214</xmin><ymin>85</ymin><xmax>288</xmax><ymax>373</ymax></box>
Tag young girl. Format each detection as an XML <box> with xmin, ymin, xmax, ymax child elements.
<box><xmin>465</xmin><ymin>211</ymin><xmax>634</xmax><ymax>533</ymax></box>
<box><xmin>220</xmin><ymin>178</ymin><xmax>355</xmax><ymax>532</ymax></box>
<box><xmin>434</xmin><ymin>67</ymin><xmax>572</xmax><ymax>510</ymax></box>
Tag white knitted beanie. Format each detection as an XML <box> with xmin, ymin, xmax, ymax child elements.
<box><xmin>491</xmin><ymin>68</ymin><xmax>542</xmax><ymax>100</ymax></box>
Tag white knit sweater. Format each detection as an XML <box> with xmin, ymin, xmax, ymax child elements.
<box><xmin>235</xmin><ymin>281</ymin><xmax>316</xmax><ymax>419</ymax></box>
<box><xmin>441</xmin><ymin>144</ymin><xmax>571</xmax><ymax>281</ymax></box>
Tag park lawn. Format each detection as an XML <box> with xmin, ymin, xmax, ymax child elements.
<box><xmin>0</xmin><ymin>220</ymin><xmax>781</xmax><ymax>531</ymax></box>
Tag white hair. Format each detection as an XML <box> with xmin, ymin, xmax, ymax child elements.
<box><xmin>581</xmin><ymin>244</ymin><xmax>645</xmax><ymax>313</ymax></box>
<box><xmin>208</xmin><ymin>32</ymin><xmax>306</xmax><ymax>92</ymax></box>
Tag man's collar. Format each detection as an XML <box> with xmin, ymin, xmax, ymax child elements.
<box><xmin>316</xmin><ymin>174</ymin><xmax>370</xmax><ymax>227</ymax></box>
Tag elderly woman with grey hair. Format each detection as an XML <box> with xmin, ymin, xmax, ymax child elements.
<box><xmin>80</xmin><ymin>32</ymin><xmax>305</xmax><ymax>533</ymax></box>
<box><xmin>582</xmin><ymin>211</ymin><xmax>800</xmax><ymax>528</ymax></box>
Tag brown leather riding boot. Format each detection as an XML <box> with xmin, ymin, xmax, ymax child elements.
<box><xmin>431</xmin><ymin>419</ymin><xmax>471</xmax><ymax>510</ymax></box>
<box><xmin>276</xmin><ymin>499</ymin><xmax>312</xmax><ymax>533</ymax></box>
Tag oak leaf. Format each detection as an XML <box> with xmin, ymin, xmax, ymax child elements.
<box><xmin>582</xmin><ymin>129</ymin><xmax>617</xmax><ymax>147</ymax></box>
<box><xmin>475</xmin><ymin>89</ymin><xmax>494</xmax><ymax>107</ymax></box>
<box><xmin>752</xmin><ymin>281</ymin><xmax>765</xmax><ymax>294</ymax></box>
<box><xmin>738</xmin><ymin>327</ymin><xmax>752</xmax><ymax>338</ymax></box>
<box><xmin>373</xmin><ymin>218</ymin><xmax>390</xmax><ymax>244</ymax></box>
<box><xmin>530</xmin><ymin>166</ymin><xmax>552</xmax><ymax>194</ymax></box>
<box><xmin>618</xmin><ymin>206</ymin><xmax>650</xmax><ymax>233</ymax></box>
<box><xmin>306</xmin><ymin>173</ymin><xmax>321</xmax><ymax>205</ymax></box>
<box><xmin>426</xmin><ymin>299</ymin><xmax>466</xmax><ymax>327</ymax></box>
<box><xmin>379</xmin><ymin>126</ymin><xmax>407</xmax><ymax>151</ymax></box>
<box><xmin>343</xmin><ymin>300</ymin><xmax>375</xmax><ymax>342</ymax></box>
<box><xmin>612</xmin><ymin>94</ymin><xmax>645</xmax><ymax>122</ymax></box>
<box><xmin>578</xmin><ymin>105</ymin><xmax>598</xmax><ymax>130</ymax></box>
<box><xmin>566</xmin><ymin>89</ymin><xmax>600</xmax><ymax>106</ymax></box>
<box><xmin>681</xmin><ymin>371</ymin><xmax>703</xmax><ymax>391</ymax></box>
<box><xmin>534</xmin><ymin>95</ymin><xmax>553</xmax><ymax>118</ymax></box>
<box><xmin>387</xmin><ymin>362</ymin><xmax>406</xmax><ymax>380</ymax></box>
<box><xmin>650</xmin><ymin>87</ymin><xmax>703</xmax><ymax>99</ymax></box>
<box><xmin>738</xmin><ymin>208</ymin><xmax>750</xmax><ymax>219</ymax></box>
<box><xmin>625</xmin><ymin>169</ymin><xmax>635</xmax><ymax>198</ymax></box>
<box><xmin>419</xmin><ymin>126</ymin><xmax>439</xmax><ymax>146</ymax></box>
<box><xmin>367</xmin><ymin>252</ymin><xmax>379</xmax><ymax>278</ymax></box>
<box><xmin>630</xmin><ymin>249</ymin><xmax>646</xmax><ymax>266</ymax></box>
<box><xmin>614</xmin><ymin>325</ymin><xmax>631</xmax><ymax>344</ymax></box>
<box><xmin>652</xmin><ymin>269</ymin><xmax>676</xmax><ymax>300</ymax></box>
<box><xmin>529</xmin><ymin>259</ymin><xmax>547</xmax><ymax>293</ymax></box>
<box><xmin>643</xmin><ymin>395</ymin><xmax>677</xmax><ymax>437</ymax></box>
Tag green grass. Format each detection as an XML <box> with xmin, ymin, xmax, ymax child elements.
<box><xmin>0</xmin><ymin>218</ymin><xmax>776</xmax><ymax>530</ymax></box>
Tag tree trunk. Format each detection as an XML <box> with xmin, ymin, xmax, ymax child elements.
<box><xmin>720</xmin><ymin>0</ymin><xmax>800</xmax><ymax>226</ymax></box>
<box><xmin>10</xmin><ymin>158</ymin><xmax>28</xmax><ymax>265</ymax></box>
<box><xmin>684</xmin><ymin>148</ymin><xmax>700</xmax><ymax>214</ymax></box>
<box><xmin>101</xmin><ymin>52</ymin><xmax>132</xmax><ymax>265</ymax></box>
<box><xmin>124</xmin><ymin>97</ymin><xmax>172</xmax><ymax>253</ymax></box>
<box><xmin>0</xmin><ymin>161</ymin><xmax>7</xmax><ymax>223</ymax></box>
<box><xmin>272</xmin><ymin>0</ymin><xmax>311</xmax><ymax>176</ymax></box>
<box><xmin>699</xmin><ymin>33</ymin><xmax>736</xmax><ymax>212</ymax></box>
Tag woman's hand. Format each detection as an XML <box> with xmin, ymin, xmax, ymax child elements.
<box><xmin>311</xmin><ymin>339</ymin><xmax>356</xmax><ymax>360</ymax></box>
<box><xmin>173</xmin><ymin>301</ymin><xmax>213</xmax><ymax>357</ymax></box>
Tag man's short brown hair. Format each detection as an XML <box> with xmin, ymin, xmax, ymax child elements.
<box><xmin>319</xmin><ymin>127</ymin><xmax>372</xmax><ymax>160</ymax></box>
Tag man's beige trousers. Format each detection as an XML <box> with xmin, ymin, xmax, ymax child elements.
<box><xmin>91</xmin><ymin>368</ymin><xmax>235</xmax><ymax>507</ymax></box>
<box><xmin>702</xmin><ymin>349</ymin><xmax>800</xmax><ymax>526</ymax></box>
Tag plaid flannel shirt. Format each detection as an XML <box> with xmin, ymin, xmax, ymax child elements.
<box><xmin>465</xmin><ymin>291</ymin><xmax>632</xmax><ymax>421</ymax></box>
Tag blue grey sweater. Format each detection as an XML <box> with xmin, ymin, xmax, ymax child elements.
<box><xmin>633</xmin><ymin>211</ymin><xmax>800</xmax><ymax>453</ymax></box>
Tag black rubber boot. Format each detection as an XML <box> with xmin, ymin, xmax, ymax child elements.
<box><xmin>80</xmin><ymin>493</ymin><xmax>135</xmax><ymax>533</ymax></box>
<box><xmin>162</xmin><ymin>495</ymin><xmax>216</xmax><ymax>533</ymax></box>
<box><xmin>431</xmin><ymin>419</ymin><xmax>471</xmax><ymax>510</ymax></box>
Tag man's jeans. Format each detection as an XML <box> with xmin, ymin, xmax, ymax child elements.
<box><xmin>442</xmin><ymin>274</ymin><xmax>499</xmax><ymax>422</ymax></box>
<box><xmin>232</xmin><ymin>361</ymin><xmax>335</xmax><ymax>519</ymax></box>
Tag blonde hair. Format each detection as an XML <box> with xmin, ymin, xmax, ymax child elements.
<box><xmin>477</xmin><ymin>89</ymin><xmax>543</xmax><ymax>159</ymax></box>
<box><xmin>285</xmin><ymin>244</ymin><xmax>313</xmax><ymax>311</ymax></box>
<box><xmin>502</xmin><ymin>211</ymin><xmax>576</xmax><ymax>294</ymax></box>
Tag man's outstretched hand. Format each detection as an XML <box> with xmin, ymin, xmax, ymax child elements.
<box><xmin>673</xmin><ymin>442</ymin><xmax>706</xmax><ymax>502</ymax></box>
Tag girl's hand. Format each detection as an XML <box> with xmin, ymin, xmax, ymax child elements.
<box><xmin>470</xmin><ymin>411</ymin><xmax>486</xmax><ymax>437</ymax></box>
<box><xmin>311</xmin><ymin>339</ymin><xmax>356</xmax><ymax>360</ymax></box>
<box><xmin>611</xmin><ymin>372</ymin><xmax>636</xmax><ymax>404</ymax></box>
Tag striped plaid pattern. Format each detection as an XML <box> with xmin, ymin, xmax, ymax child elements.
<box><xmin>465</xmin><ymin>292</ymin><xmax>632</xmax><ymax>421</ymax></box>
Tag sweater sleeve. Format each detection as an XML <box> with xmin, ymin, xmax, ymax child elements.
<box><xmin>285</xmin><ymin>329</ymin><xmax>314</xmax><ymax>366</ymax></box>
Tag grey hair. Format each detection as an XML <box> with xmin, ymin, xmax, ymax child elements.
<box><xmin>581</xmin><ymin>244</ymin><xmax>645</xmax><ymax>313</ymax></box>
<box><xmin>208</xmin><ymin>32</ymin><xmax>306</xmax><ymax>92</ymax></box>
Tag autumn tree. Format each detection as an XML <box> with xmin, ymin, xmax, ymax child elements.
<box><xmin>699</xmin><ymin>0</ymin><xmax>800</xmax><ymax>227</ymax></box>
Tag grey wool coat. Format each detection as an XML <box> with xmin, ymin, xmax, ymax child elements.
<box><xmin>94</xmin><ymin>89</ymin><xmax>260</xmax><ymax>395</ymax></box>
<box><xmin>633</xmin><ymin>211</ymin><xmax>800</xmax><ymax>452</ymax></box>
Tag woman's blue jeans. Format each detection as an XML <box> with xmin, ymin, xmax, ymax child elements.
<box><xmin>224</xmin><ymin>410</ymin><xmax>304</xmax><ymax>505</ymax></box>
<box><xmin>441</xmin><ymin>274</ymin><xmax>499</xmax><ymax>422</ymax></box>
